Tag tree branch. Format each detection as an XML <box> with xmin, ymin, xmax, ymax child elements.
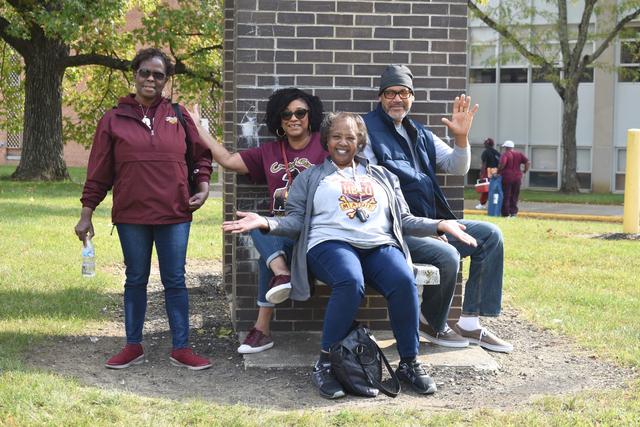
<box><xmin>467</xmin><ymin>0</ymin><xmax>553</xmax><ymax>69</ymax></box>
<box><xmin>589</xmin><ymin>7</ymin><xmax>640</xmax><ymax>65</ymax></box>
<box><xmin>557</xmin><ymin>0</ymin><xmax>571</xmax><ymax>69</ymax></box>
<box><xmin>62</xmin><ymin>53</ymin><xmax>131</xmax><ymax>70</ymax></box>
<box><xmin>570</xmin><ymin>0</ymin><xmax>597</xmax><ymax>76</ymax></box>
<box><xmin>178</xmin><ymin>44</ymin><xmax>223</xmax><ymax>61</ymax></box>
<box><xmin>0</xmin><ymin>15</ymin><xmax>29</xmax><ymax>55</ymax></box>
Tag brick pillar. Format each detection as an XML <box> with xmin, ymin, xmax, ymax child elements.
<box><xmin>223</xmin><ymin>0</ymin><xmax>468</xmax><ymax>332</ymax></box>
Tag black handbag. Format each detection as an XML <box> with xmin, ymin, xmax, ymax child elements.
<box><xmin>172</xmin><ymin>103</ymin><xmax>199</xmax><ymax>196</ymax></box>
<box><xmin>329</xmin><ymin>324</ymin><xmax>401</xmax><ymax>398</ymax></box>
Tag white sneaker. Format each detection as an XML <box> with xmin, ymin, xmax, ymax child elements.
<box><xmin>475</xmin><ymin>204</ymin><xmax>486</xmax><ymax>210</ymax></box>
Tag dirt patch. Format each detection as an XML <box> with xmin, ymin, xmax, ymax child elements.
<box><xmin>26</xmin><ymin>261</ymin><xmax>636</xmax><ymax>411</ymax></box>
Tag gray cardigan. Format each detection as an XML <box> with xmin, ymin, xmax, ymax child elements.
<box><xmin>265</xmin><ymin>156</ymin><xmax>443</xmax><ymax>301</ymax></box>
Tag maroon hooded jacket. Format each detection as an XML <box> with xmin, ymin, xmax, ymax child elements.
<box><xmin>81</xmin><ymin>95</ymin><xmax>213</xmax><ymax>224</ymax></box>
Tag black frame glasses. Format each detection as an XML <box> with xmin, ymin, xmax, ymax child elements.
<box><xmin>382</xmin><ymin>89</ymin><xmax>413</xmax><ymax>100</ymax></box>
<box><xmin>280</xmin><ymin>108</ymin><xmax>309</xmax><ymax>120</ymax></box>
<box><xmin>137</xmin><ymin>68</ymin><xmax>167</xmax><ymax>81</ymax></box>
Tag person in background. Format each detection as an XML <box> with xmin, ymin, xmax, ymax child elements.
<box><xmin>364</xmin><ymin>64</ymin><xmax>513</xmax><ymax>354</ymax></box>
<box><xmin>498</xmin><ymin>140</ymin><xmax>530</xmax><ymax>217</ymax></box>
<box><xmin>476</xmin><ymin>138</ymin><xmax>501</xmax><ymax>209</ymax></box>
<box><xmin>189</xmin><ymin>88</ymin><xmax>326</xmax><ymax>354</ymax></box>
<box><xmin>74</xmin><ymin>47</ymin><xmax>213</xmax><ymax>370</ymax></box>
<box><xmin>223</xmin><ymin>112</ymin><xmax>477</xmax><ymax>399</ymax></box>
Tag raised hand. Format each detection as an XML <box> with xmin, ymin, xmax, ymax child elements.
<box><xmin>441</xmin><ymin>94</ymin><xmax>479</xmax><ymax>141</ymax></box>
<box><xmin>222</xmin><ymin>211</ymin><xmax>269</xmax><ymax>234</ymax></box>
<box><xmin>436</xmin><ymin>220</ymin><xmax>477</xmax><ymax>247</ymax></box>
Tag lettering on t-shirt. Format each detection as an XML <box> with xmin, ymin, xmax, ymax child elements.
<box><xmin>337</xmin><ymin>179</ymin><xmax>378</xmax><ymax>219</ymax></box>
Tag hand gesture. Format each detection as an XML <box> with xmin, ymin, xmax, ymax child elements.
<box><xmin>187</xmin><ymin>104</ymin><xmax>202</xmax><ymax>125</ymax></box>
<box><xmin>222</xmin><ymin>211</ymin><xmax>269</xmax><ymax>234</ymax></box>
<box><xmin>441</xmin><ymin>94</ymin><xmax>479</xmax><ymax>140</ymax></box>
<box><xmin>436</xmin><ymin>220</ymin><xmax>477</xmax><ymax>247</ymax></box>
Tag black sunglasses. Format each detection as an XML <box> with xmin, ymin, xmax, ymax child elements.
<box><xmin>137</xmin><ymin>68</ymin><xmax>167</xmax><ymax>81</ymax></box>
<box><xmin>280</xmin><ymin>108</ymin><xmax>309</xmax><ymax>121</ymax></box>
<box><xmin>382</xmin><ymin>89</ymin><xmax>413</xmax><ymax>100</ymax></box>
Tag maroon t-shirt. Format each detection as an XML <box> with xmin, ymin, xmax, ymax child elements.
<box><xmin>239</xmin><ymin>132</ymin><xmax>327</xmax><ymax>214</ymax></box>
<box><xmin>499</xmin><ymin>150</ymin><xmax>529</xmax><ymax>183</ymax></box>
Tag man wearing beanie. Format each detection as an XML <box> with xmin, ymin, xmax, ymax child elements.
<box><xmin>363</xmin><ymin>64</ymin><xmax>513</xmax><ymax>354</ymax></box>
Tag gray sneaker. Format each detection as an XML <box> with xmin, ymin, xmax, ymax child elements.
<box><xmin>452</xmin><ymin>324</ymin><xmax>513</xmax><ymax>353</ymax></box>
<box><xmin>419</xmin><ymin>322</ymin><xmax>469</xmax><ymax>348</ymax></box>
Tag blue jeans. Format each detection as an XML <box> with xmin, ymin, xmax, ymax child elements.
<box><xmin>249</xmin><ymin>230</ymin><xmax>294</xmax><ymax>308</ymax></box>
<box><xmin>117</xmin><ymin>222</ymin><xmax>191</xmax><ymax>349</ymax></box>
<box><xmin>307</xmin><ymin>241</ymin><xmax>419</xmax><ymax>359</ymax></box>
<box><xmin>406</xmin><ymin>220</ymin><xmax>504</xmax><ymax>329</ymax></box>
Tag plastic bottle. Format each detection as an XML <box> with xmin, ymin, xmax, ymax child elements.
<box><xmin>82</xmin><ymin>237</ymin><xmax>96</xmax><ymax>277</ymax></box>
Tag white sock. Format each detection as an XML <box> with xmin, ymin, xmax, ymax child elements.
<box><xmin>457</xmin><ymin>316</ymin><xmax>481</xmax><ymax>331</ymax></box>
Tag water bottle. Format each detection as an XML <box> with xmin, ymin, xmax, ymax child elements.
<box><xmin>82</xmin><ymin>238</ymin><xmax>96</xmax><ymax>277</ymax></box>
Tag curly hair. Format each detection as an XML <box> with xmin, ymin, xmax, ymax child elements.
<box><xmin>320</xmin><ymin>112</ymin><xmax>368</xmax><ymax>152</ymax></box>
<box><xmin>264</xmin><ymin>88</ymin><xmax>324</xmax><ymax>137</ymax></box>
<box><xmin>131</xmin><ymin>48</ymin><xmax>175</xmax><ymax>77</ymax></box>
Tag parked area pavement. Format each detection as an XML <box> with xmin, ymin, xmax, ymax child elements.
<box><xmin>464</xmin><ymin>200</ymin><xmax>623</xmax><ymax>222</ymax></box>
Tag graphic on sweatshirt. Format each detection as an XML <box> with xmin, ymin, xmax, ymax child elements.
<box><xmin>337</xmin><ymin>179</ymin><xmax>377</xmax><ymax>219</ymax></box>
<box><xmin>270</xmin><ymin>157</ymin><xmax>314</xmax><ymax>215</ymax></box>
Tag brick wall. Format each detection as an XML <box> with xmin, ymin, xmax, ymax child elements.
<box><xmin>224</xmin><ymin>0</ymin><xmax>468</xmax><ymax>332</ymax></box>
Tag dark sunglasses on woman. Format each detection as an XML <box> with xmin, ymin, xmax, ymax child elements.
<box><xmin>280</xmin><ymin>108</ymin><xmax>308</xmax><ymax>121</ymax></box>
<box><xmin>137</xmin><ymin>68</ymin><xmax>167</xmax><ymax>81</ymax></box>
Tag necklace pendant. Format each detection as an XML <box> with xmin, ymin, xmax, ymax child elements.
<box><xmin>142</xmin><ymin>116</ymin><xmax>151</xmax><ymax>129</ymax></box>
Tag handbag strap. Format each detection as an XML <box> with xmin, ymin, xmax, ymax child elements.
<box><xmin>172</xmin><ymin>103</ymin><xmax>195</xmax><ymax>174</ymax></box>
<box><xmin>355</xmin><ymin>341</ymin><xmax>401</xmax><ymax>398</ymax></box>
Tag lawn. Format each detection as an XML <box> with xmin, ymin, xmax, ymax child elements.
<box><xmin>464</xmin><ymin>187</ymin><xmax>624</xmax><ymax>205</ymax></box>
<box><xmin>0</xmin><ymin>168</ymin><xmax>638</xmax><ymax>425</ymax></box>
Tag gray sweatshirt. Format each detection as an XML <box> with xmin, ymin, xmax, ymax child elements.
<box><xmin>264</xmin><ymin>156</ymin><xmax>443</xmax><ymax>301</ymax></box>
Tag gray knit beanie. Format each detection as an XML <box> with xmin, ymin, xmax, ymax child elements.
<box><xmin>378</xmin><ymin>64</ymin><xmax>414</xmax><ymax>95</ymax></box>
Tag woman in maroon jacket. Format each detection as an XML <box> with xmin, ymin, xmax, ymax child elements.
<box><xmin>74</xmin><ymin>48</ymin><xmax>213</xmax><ymax>370</ymax></box>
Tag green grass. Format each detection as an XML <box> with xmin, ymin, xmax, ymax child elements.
<box><xmin>0</xmin><ymin>170</ymin><xmax>639</xmax><ymax>425</ymax></box>
<box><xmin>464</xmin><ymin>187</ymin><xmax>624</xmax><ymax>205</ymax></box>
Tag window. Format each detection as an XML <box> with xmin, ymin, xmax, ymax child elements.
<box><xmin>619</xmin><ymin>28</ymin><xmax>640</xmax><ymax>82</ymax></box>
<box><xmin>615</xmin><ymin>148</ymin><xmax>627</xmax><ymax>191</ymax></box>
<box><xmin>576</xmin><ymin>148</ymin><xmax>591</xmax><ymax>190</ymax></box>
<box><xmin>532</xmin><ymin>67</ymin><xmax>561</xmax><ymax>83</ymax></box>
<box><xmin>529</xmin><ymin>146</ymin><xmax>558</xmax><ymax>188</ymax></box>
<box><xmin>470</xmin><ymin>68</ymin><xmax>497</xmax><ymax>83</ymax></box>
<box><xmin>500</xmin><ymin>68</ymin><xmax>528</xmax><ymax>83</ymax></box>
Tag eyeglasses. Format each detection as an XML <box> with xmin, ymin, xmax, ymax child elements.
<box><xmin>137</xmin><ymin>68</ymin><xmax>167</xmax><ymax>81</ymax></box>
<box><xmin>382</xmin><ymin>89</ymin><xmax>413</xmax><ymax>100</ymax></box>
<box><xmin>280</xmin><ymin>108</ymin><xmax>309</xmax><ymax>121</ymax></box>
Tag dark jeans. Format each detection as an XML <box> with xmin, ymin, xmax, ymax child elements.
<box><xmin>307</xmin><ymin>241</ymin><xmax>419</xmax><ymax>359</ymax></box>
<box><xmin>249</xmin><ymin>230</ymin><xmax>295</xmax><ymax>307</ymax></box>
<box><xmin>405</xmin><ymin>220</ymin><xmax>504</xmax><ymax>329</ymax></box>
<box><xmin>116</xmin><ymin>222</ymin><xmax>191</xmax><ymax>349</ymax></box>
<box><xmin>501</xmin><ymin>179</ymin><xmax>522</xmax><ymax>217</ymax></box>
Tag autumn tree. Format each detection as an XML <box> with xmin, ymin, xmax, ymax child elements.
<box><xmin>0</xmin><ymin>0</ymin><xmax>222</xmax><ymax>181</ymax></box>
<box><xmin>469</xmin><ymin>0</ymin><xmax>640</xmax><ymax>192</ymax></box>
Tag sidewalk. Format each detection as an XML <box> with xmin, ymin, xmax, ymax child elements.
<box><xmin>464</xmin><ymin>200</ymin><xmax>623</xmax><ymax>222</ymax></box>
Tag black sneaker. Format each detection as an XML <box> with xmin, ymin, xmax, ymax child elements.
<box><xmin>396</xmin><ymin>360</ymin><xmax>437</xmax><ymax>395</ymax></box>
<box><xmin>312</xmin><ymin>361</ymin><xmax>346</xmax><ymax>399</ymax></box>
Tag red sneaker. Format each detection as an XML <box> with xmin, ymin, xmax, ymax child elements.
<box><xmin>105</xmin><ymin>344</ymin><xmax>144</xmax><ymax>369</ymax></box>
<box><xmin>265</xmin><ymin>274</ymin><xmax>291</xmax><ymax>304</ymax></box>
<box><xmin>169</xmin><ymin>348</ymin><xmax>212</xmax><ymax>371</ymax></box>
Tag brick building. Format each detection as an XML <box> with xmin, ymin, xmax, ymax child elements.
<box><xmin>222</xmin><ymin>0</ymin><xmax>468</xmax><ymax>332</ymax></box>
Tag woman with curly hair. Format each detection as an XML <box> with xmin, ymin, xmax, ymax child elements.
<box><xmin>190</xmin><ymin>88</ymin><xmax>327</xmax><ymax>354</ymax></box>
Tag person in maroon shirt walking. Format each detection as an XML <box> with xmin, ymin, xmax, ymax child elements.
<box><xmin>74</xmin><ymin>48</ymin><xmax>213</xmax><ymax>371</ymax></box>
<box><xmin>498</xmin><ymin>140</ymin><xmax>530</xmax><ymax>217</ymax></box>
<box><xmin>189</xmin><ymin>88</ymin><xmax>327</xmax><ymax>354</ymax></box>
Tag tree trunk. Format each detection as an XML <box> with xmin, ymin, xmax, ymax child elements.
<box><xmin>560</xmin><ymin>84</ymin><xmax>580</xmax><ymax>193</ymax></box>
<box><xmin>11</xmin><ymin>39</ymin><xmax>69</xmax><ymax>181</ymax></box>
